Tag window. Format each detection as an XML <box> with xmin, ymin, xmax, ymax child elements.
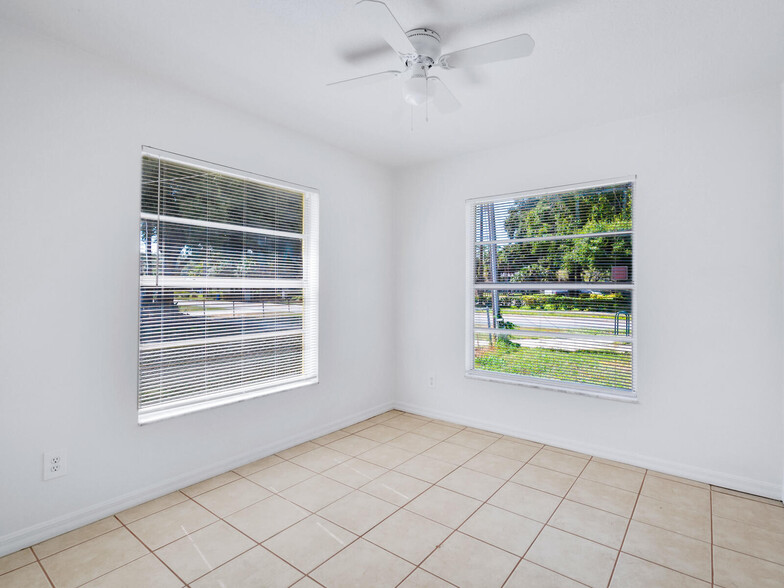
<box><xmin>138</xmin><ymin>148</ymin><xmax>318</xmax><ymax>423</ymax></box>
<box><xmin>466</xmin><ymin>178</ymin><xmax>635</xmax><ymax>399</ymax></box>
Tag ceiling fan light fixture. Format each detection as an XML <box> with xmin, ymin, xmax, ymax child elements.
<box><xmin>402</xmin><ymin>74</ymin><xmax>429</xmax><ymax>106</ymax></box>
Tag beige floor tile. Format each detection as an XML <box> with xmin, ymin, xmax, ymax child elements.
<box><xmin>592</xmin><ymin>456</ymin><xmax>645</xmax><ymax>473</ymax></box>
<box><xmin>529</xmin><ymin>449</ymin><xmax>589</xmax><ymax>476</ymax></box>
<box><xmin>633</xmin><ymin>494</ymin><xmax>711</xmax><ymax>542</ymax></box>
<box><xmin>312</xmin><ymin>430</ymin><xmax>350</xmax><ymax>445</ymax></box>
<box><xmin>447</xmin><ymin>430</ymin><xmax>497</xmax><ymax>451</ymax></box>
<box><xmin>181</xmin><ymin>471</ymin><xmax>240</xmax><ymax>497</ymax></box>
<box><xmin>318</xmin><ymin>490</ymin><xmax>397</xmax><ymax>535</ymax></box>
<box><xmin>501</xmin><ymin>435</ymin><xmax>544</xmax><ymax>449</ymax></box>
<box><xmin>526</xmin><ymin>526</ymin><xmax>617</xmax><ymax>588</ymax></box>
<box><xmin>465</xmin><ymin>426</ymin><xmax>502</xmax><ymax>438</ymax></box>
<box><xmin>290</xmin><ymin>446</ymin><xmax>350</xmax><ymax>473</ymax></box>
<box><xmin>360</xmin><ymin>444</ymin><xmax>416</xmax><ymax>469</ymax></box>
<box><xmin>0</xmin><ymin>563</ymin><xmax>51</xmax><ymax>588</ymax></box>
<box><xmin>483</xmin><ymin>438</ymin><xmax>540</xmax><ymax>462</ymax></box>
<box><xmin>437</xmin><ymin>466</ymin><xmax>504</xmax><ymax>501</ymax></box>
<box><xmin>397</xmin><ymin>568</ymin><xmax>454</xmax><ymax>588</ymax></box>
<box><xmin>395</xmin><ymin>454</ymin><xmax>457</xmax><ymax>483</ymax></box>
<box><xmin>385</xmin><ymin>415</ymin><xmax>429</xmax><ymax>432</ymax></box>
<box><xmin>155</xmin><ymin>521</ymin><xmax>254</xmax><ymax>584</ymax></box>
<box><xmin>193</xmin><ymin>478</ymin><xmax>271</xmax><ymax>517</ymax></box>
<box><xmin>567</xmin><ymin>478</ymin><xmax>638</xmax><ymax>518</ymax></box>
<box><xmin>647</xmin><ymin>470</ymin><xmax>709</xmax><ymax>489</ymax></box>
<box><xmin>641</xmin><ymin>476</ymin><xmax>711</xmax><ymax>510</ymax></box>
<box><xmin>713</xmin><ymin>515</ymin><xmax>784</xmax><ymax>565</ymax></box>
<box><xmin>610</xmin><ymin>552</ymin><xmax>709</xmax><ymax>588</ymax></box>
<box><xmin>361</xmin><ymin>470</ymin><xmax>430</xmax><ymax>506</ymax></box>
<box><xmin>127</xmin><ymin>500</ymin><xmax>218</xmax><ymax>550</ymax></box>
<box><xmin>713</xmin><ymin>545</ymin><xmax>784</xmax><ymax>588</ymax></box>
<box><xmin>550</xmin><ymin>500</ymin><xmax>628</xmax><ymax>549</ymax></box>
<box><xmin>387</xmin><ymin>432</ymin><xmax>440</xmax><ymax>454</ymax></box>
<box><xmin>512</xmin><ymin>463</ymin><xmax>576</xmax><ymax>497</ymax></box>
<box><xmin>463</xmin><ymin>452</ymin><xmax>523</xmax><ymax>480</ymax></box>
<box><xmin>40</xmin><ymin>527</ymin><xmax>148</xmax><ymax>588</ymax></box>
<box><xmin>276</xmin><ymin>441</ymin><xmax>319</xmax><ymax>460</ymax></box>
<box><xmin>545</xmin><ymin>446</ymin><xmax>591</xmax><ymax>459</ymax></box>
<box><xmin>459</xmin><ymin>504</ymin><xmax>542</xmax><ymax>556</ymax></box>
<box><xmin>311</xmin><ymin>538</ymin><xmax>413</xmax><ymax>588</ymax></box>
<box><xmin>225</xmin><ymin>495</ymin><xmax>309</xmax><ymax>542</ymax></box>
<box><xmin>325</xmin><ymin>434</ymin><xmax>380</xmax><ymax>457</ymax></box>
<box><xmin>581</xmin><ymin>461</ymin><xmax>644</xmax><ymax>493</ymax></box>
<box><xmin>368</xmin><ymin>410</ymin><xmax>401</xmax><ymax>423</ymax></box>
<box><xmin>262</xmin><ymin>515</ymin><xmax>356</xmax><ymax>573</ymax></box>
<box><xmin>341</xmin><ymin>420</ymin><xmax>374</xmax><ymax>434</ymax></box>
<box><xmin>322</xmin><ymin>457</ymin><xmax>387</xmax><ymax>488</ymax></box>
<box><xmin>365</xmin><ymin>509</ymin><xmax>451</xmax><ymax>564</ymax></box>
<box><xmin>505</xmin><ymin>559</ymin><xmax>585</xmax><ymax>587</ymax></box>
<box><xmin>290</xmin><ymin>577</ymin><xmax>321</xmax><ymax>588</ymax></box>
<box><xmin>405</xmin><ymin>486</ymin><xmax>482</xmax><ymax>528</ymax></box>
<box><xmin>116</xmin><ymin>493</ymin><xmax>188</xmax><ymax>525</ymax></box>
<box><xmin>355</xmin><ymin>424</ymin><xmax>406</xmax><ymax>443</ymax></box>
<box><xmin>81</xmin><ymin>553</ymin><xmax>182</xmax><ymax>588</ymax></box>
<box><xmin>622</xmin><ymin>520</ymin><xmax>711</xmax><ymax>582</ymax></box>
<box><xmin>279</xmin><ymin>475</ymin><xmax>353</xmax><ymax>512</ymax></box>
<box><xmin>412</xmin><ymin>422</ymin><xmax>462</xmax><ymax>441</ymax></box>
<box><xmin>488</xmin><ymin>481</ymin><xmax>561</xmax><ymax>523</ymax></box>
<box><xmin>0</xmin><ymin>549</ymin><xmax>35</xmax><ymax>576</ymax></box>
<box><xmin>34</xmin><ymin>516</ymin><xmax>122</xmax><ymax>558</ymax></box>
<box><xmin>711</xmin><ymin>486</ymin><xmax>784</xmax><ymax>508</ymax></box>
<box><xmin>247</xmin><ymin>461</ymin><xmax>314</xmax><ymax>492</ymax></box>
<box><xmin>422</xmin><ymin>531</ymin><xmax>518</xmax><ymax>588</ymax></box>
<box><xmin>232</xmin><ymin>454</ymin><xmax>283</xmax><ymax>477</ymax></box>
<box><xmin>190</xmin><ymin>546</ymin><xmax>302</xmax><ymax>588</ymax></box>
<box><xmin>422</xmin><ymin>442</ymin><xmax>479</xmax><ymax>466</ymax></box>
<box><xmin>712</xmin><ymin>491</ymin><xmax>784</xmax><ymax>534</ymax></box>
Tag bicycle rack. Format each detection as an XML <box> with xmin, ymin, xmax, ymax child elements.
<box><xmin>614</xmin><ymin>311</ymin><xmax>630</xmax><ymax>336</ymax></box>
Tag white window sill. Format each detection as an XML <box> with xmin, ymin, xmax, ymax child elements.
<box><xmin>465</xmin><ymin>370</ymin><xmax>638</xmax><ymax>403</ymax></box>
<box><xmin>138</xmin><ymin>376</ymin><xmax>319</xmax><ymax>425</ymax></box>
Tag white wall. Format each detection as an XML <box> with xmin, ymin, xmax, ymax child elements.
<box><xmin>394</xmin><ymin>87</ymin><xmax>784</xmax><ymax>498</ymax></box>
<box><xmin>0</xmin><ymin>21</ymin><xmax>395</xmax><ymax>553</ymax></box>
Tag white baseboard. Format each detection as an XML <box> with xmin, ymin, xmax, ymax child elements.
<box><xmin>0</xmin><ymin>401</ymin><xmax>393</xmax><ymax>558</ymax></box>
<box><xmin>395</xmin><ymin>401</ymin><xmax>783</xmax><ymax>500</ymax></box>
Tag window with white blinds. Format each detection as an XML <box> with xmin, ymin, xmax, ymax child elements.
<box><xmin>138</xmin><ymin>147</ymin><xmax>318</xmax><ymax>423</ymax></box>
<box><xmin>466</xmin><ymin>178</ymin><xmax>635</xmax><ymax>399</ymax></box>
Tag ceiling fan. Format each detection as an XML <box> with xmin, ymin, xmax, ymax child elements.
<box><xmin>329</xmin><ymin>0</ymin><xmax>535</xmax><ymax>114</ymax></box>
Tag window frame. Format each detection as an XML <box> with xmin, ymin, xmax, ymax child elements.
<box><xmin>137</xmin><ymin>146</ymin><xmax>319</xmax><ymax>424</ymax></box>
<box><xmin>465</xmin><ymin>176</ymin><xmax>637</xmax><ymax>401</ymax></box>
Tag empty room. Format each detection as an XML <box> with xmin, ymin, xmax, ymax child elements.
<box><xmin>1</xmin><ymin>0</ymin><xmax>784</xmax><ymax>586</ymax></box>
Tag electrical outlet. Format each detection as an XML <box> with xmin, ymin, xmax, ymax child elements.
<box><xmin>43</xmin><ymin>450</ymin><xmax>67</xmax><ymax>480</ymax></box>
<box><xmin>428</xmin><ymin>375</ymin><xmax>436</xmax><ymax>388</ymax></box>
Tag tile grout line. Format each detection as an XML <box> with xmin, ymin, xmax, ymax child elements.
<box><xmin>502</xmin><ymin>451</ymin><xmax>595</xmax><ymax>587</ymax></box>
<box><xmin>114</xmin><ymin>514</ymin><xmax>191</xmax><ymax>587</ymax></box>
<box><xmin>710</xmin><ymin>488</ymin><xmax>715</xmax><ymax>586</ymax></box>
<box><xmin>605</xmin><ymin>468</ymin><xmax>648</xmax><ymax>587</ymax></box>
<box><xmin>28</xmin><ymin>543</ymin><xmax>56</xmax><ymax>588</ymax></box>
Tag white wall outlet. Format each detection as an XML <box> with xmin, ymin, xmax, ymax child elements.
<box><xmin>43</xmin><ymin>449</ymin><xmax>67</xmax><ymax>480</ymax></box>
<box><xmin>428</xmin><ymin>375</ymin><xmax>436</xmax><ymax>388</ymax></box>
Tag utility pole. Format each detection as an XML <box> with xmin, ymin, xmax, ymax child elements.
<box><xmin>486</xmin><ymin>204</ymin><xmax>500</xmax><ymax>336</ymax></box>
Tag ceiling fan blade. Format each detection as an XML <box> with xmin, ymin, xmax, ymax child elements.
<box><xmin>439</xmin><ymin>33</ymin><xmax>535</xmax><ymax>69</ymax></box>
<box><xmin>355</xmin><ymin>0</ymin><xmax>416</xmax><ymax>55</ymax></box>
<box><xmin>428</xmin><ymin>76</ymin><xmax>461</xmax><ymax>114</ymax></box>
<box><xmin>327</xmin><ymin>70</ymin><xmax>402</xmax><ymax>89</ymax></box>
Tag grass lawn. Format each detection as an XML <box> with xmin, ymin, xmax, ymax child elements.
<box><xmin>475</xmin><ymin>344</ymin><xmax>632</xmax><ymax>390</ymax></box>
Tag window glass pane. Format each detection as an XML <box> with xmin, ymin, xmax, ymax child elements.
<box><xmin>473</xmin><ymin>333</ymin><xmax>632</xmax><ymax>390</ymax></box>
<box><xmin>473</xmin><ymin>289</ymin><xmax>632</xmax><ymax>337</ymax></box>
<box><xmin>475</xmin><ymin>234</ymin><xmax>632</xmax><ymax>284</ymax></box>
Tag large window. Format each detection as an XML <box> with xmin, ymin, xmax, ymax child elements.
<box><xmin>466</xmin><ymin>179</ymin><xmax>635</xmax><ymax>399</ymax></box>
<box><xmin>138</xmin><ymin>148</ymin><xmax>318</xmax><ymax>423</ymax></box>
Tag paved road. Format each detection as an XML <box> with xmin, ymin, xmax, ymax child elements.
<box><xmin>474</xmin><ymin>310</ymin><xmax>631</xmax><ymax>336</ymax></box>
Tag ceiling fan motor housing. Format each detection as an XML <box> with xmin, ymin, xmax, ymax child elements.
<box><xmin>405</xmin><ymin>28</ymin><xmax>441</xmax><ymax>63</ymax></box>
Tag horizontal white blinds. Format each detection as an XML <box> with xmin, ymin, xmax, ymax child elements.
<box><xmin>139</xmin><ymin>150</ymin><xmax>318</xmax><ymax>418</ymax></box>
<box><xmin>467</xmin><ymin>181</ymin><xmax>634</xmax><ymax>395</ymax></box>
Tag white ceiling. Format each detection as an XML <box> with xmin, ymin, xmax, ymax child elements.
<box><xmin>3</xmin><ymin>0</ymin><xmax>784</xmax><ymax>168</ymax></box>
